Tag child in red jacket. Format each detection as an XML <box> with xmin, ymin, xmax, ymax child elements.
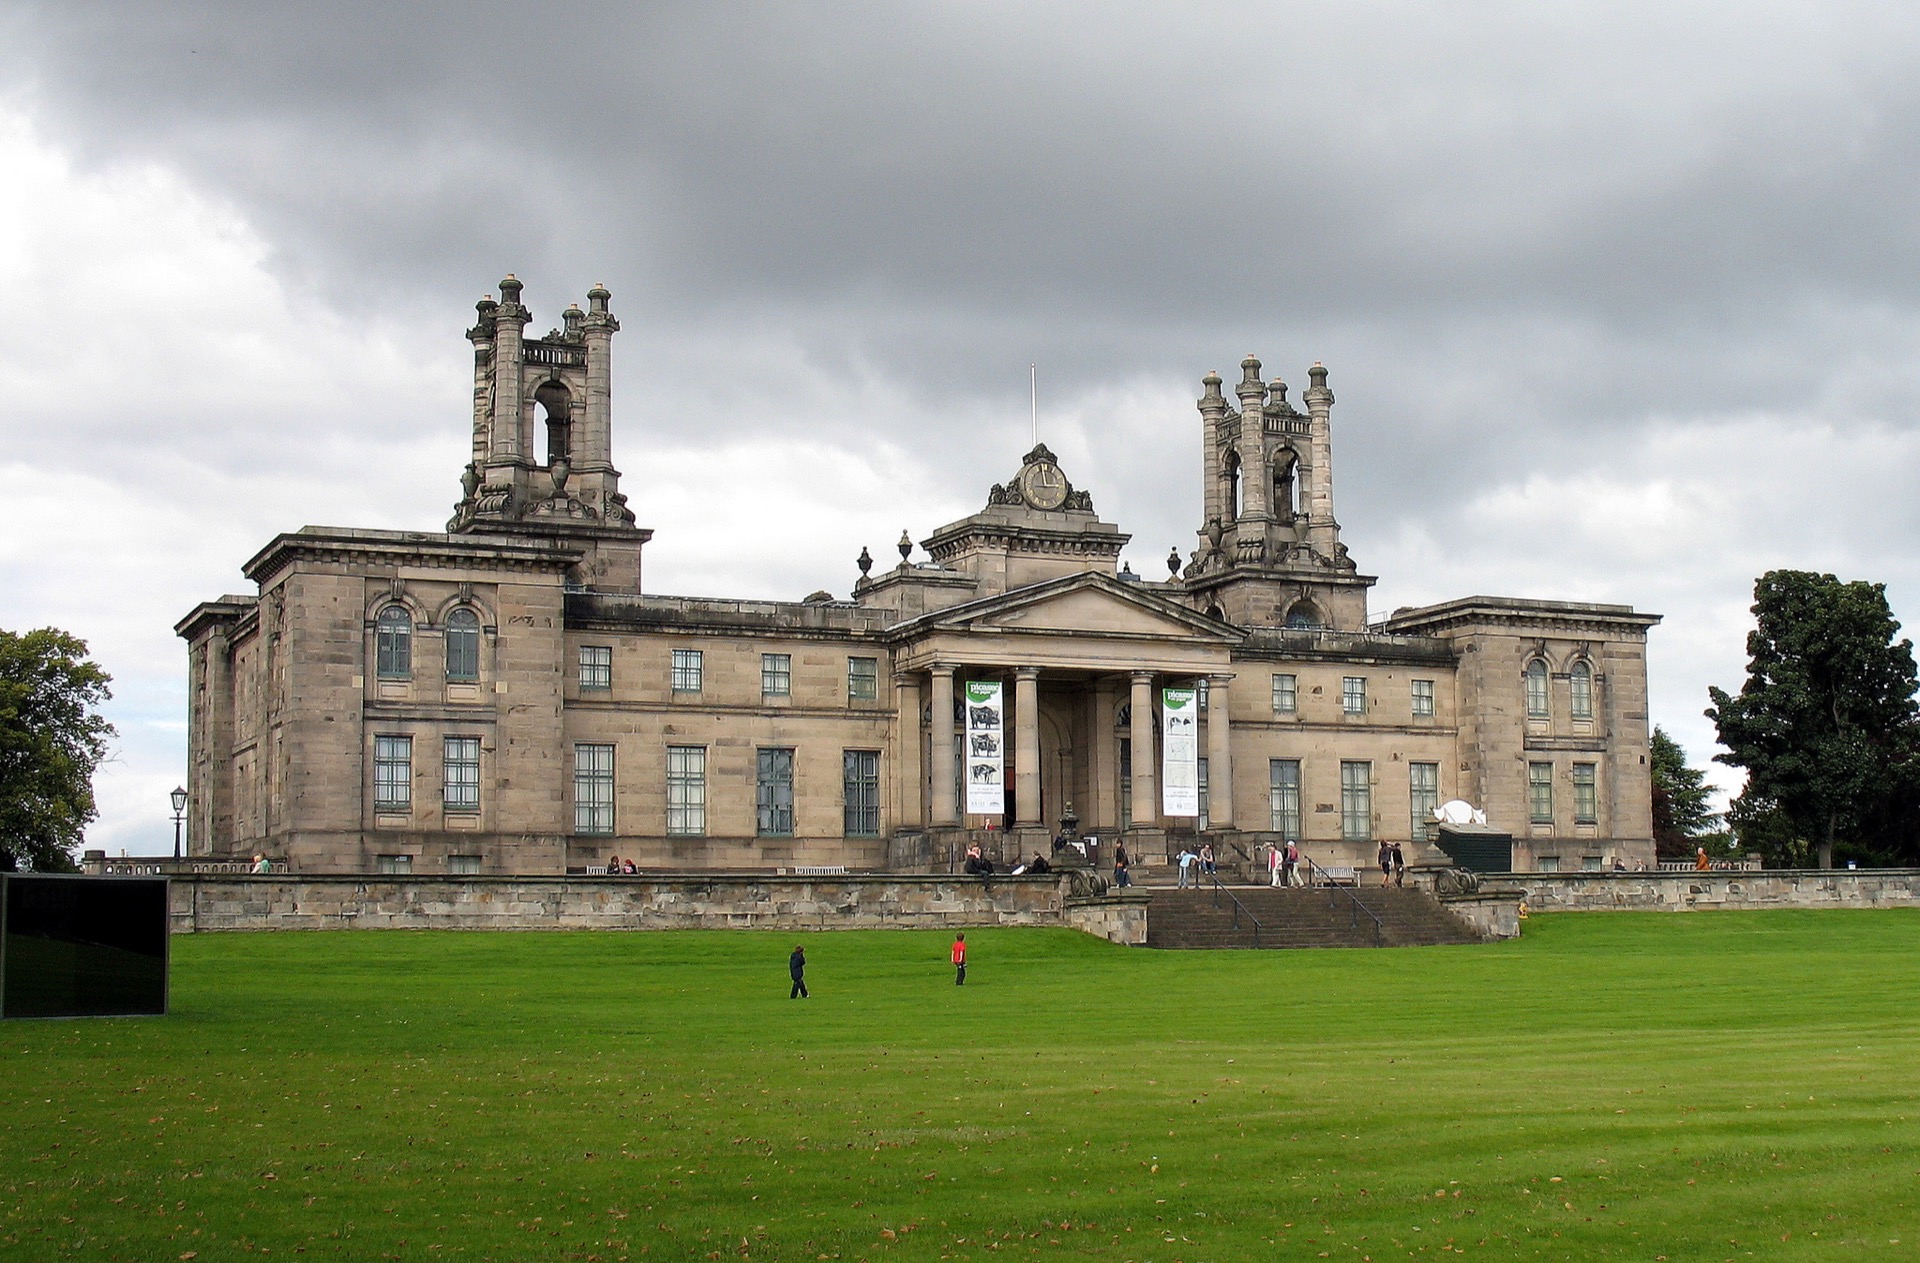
<box><xmin>951</xmin><ymin>933</ymin><xmax>967</xmax><ymax>986</ymax></box>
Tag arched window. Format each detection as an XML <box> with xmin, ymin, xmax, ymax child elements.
<box><xmin>1570</xmin><ymin>660</ymin><xmax>1594</xmax><ymax>720</ymax></box>
<box><xmin>1285</xmin><ymin>600</ymin><xmax>1324</xmax><ymax>629</ymax></box>
<box><xmin>537</xmin><ymin>380</ymin><xmax>572</xmax><ymax>463</ymax></box>
<box><xmin>1223</xmin><ymin>449</ymin><xmax>1242</xmax><ymax>521</ymax></box>
<box><xmin>1525</xmin><ymin>658</ymin><xmax>1550</xmax><ymax>718</ymax></box>
<box><xmin>375</xmin><ymin>606</ymin><xmax>412</xmax><ymax>680</ymax></box>
<box><xmin>1273</xmin><ymin>450</ymin><xmax>1298</xmax><ymax>521</ymax></box>
<box><xmin>445</xmin><ymin>608</ymin><xmax>480</xmax><ymax>682</ymax></box>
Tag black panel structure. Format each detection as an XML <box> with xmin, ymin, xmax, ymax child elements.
<box><xmin>1433</xmin><ymin>824</ymin><xmax>1515</xmax><ymax>874</ymax></box>
<box><xmin>1</xmin><ymin>875</ymin><xmax>170</xmax><ymax>1018</ymax></box>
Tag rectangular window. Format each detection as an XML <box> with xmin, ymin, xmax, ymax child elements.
<box><xmin>667</xmin><ymin>745</ymin><xmax>707</xmax><ymax>836</ymax></box>
<box><xmin>843</xmin><ymin>750</ymin><xmax>880</xmax><ymax>836</ymax></box>
<box><xmin>671</xmin><ymin>648</ymin><xmax>703</xmax><ymax>692</ymax></box>
<box><xmin>579</xmin><ymin>645</ymin><xmax>612</xmax><ymax>691</ymax></box>
<box><xmin>574</xmin><ymin>743</ymin><xmax>615</xmax><ymax>835</ymax></box>
<box><xmin>375</xmin><ymin>854</ymin><xmax>412</xmax><ymax>875</ymax></box>
<box><xmin>1537</xmin><ymin>855</ymin><xmax>1561</xmax><ymax>873</ymax></box>
<box><xmin>1410</xmin><ymin>761</ymin><xmax>1439</xmax><ymax>842</ymax></box>
<box><xmin>1342</xmin><ymin>676</ymin><xmax>1367</xmax><ymax>715</ymax></box>
<box><xmin>757</xmin><ymin>747</ymin><xmax>796</xmax><ymax>837</ymax></box>
<box><xmin>447</xmin><ymin>854</ymin><xmax>482</xmax><ymax>875</ymax></box>
<box><xmin>1197</xmin><ymin>756</ymin><xmax>1210</xmax><ymax>830</ymax></box>
<box><xmin>1119</xmin><ymin>738</ymin><xmax>1133</xmax><ymax>830</ymax></box>
<box><xmin>761</xmin><ymin>653</ymin><xmax>792</xmax><ymax>697</ymax></box>
<box><xmin>1411</xmin><ymin>678</ymin><xmax>1435</xmax><ymax>717</ymax></box>
<box><xmin>1269</xmin><ymin>760</ymin><xmax>1302</xmax><ymax>839</ymax></box>
<box><xmin>847</xmin><ymin>656</ymin><xmax>879</xmax><ymax>701</ymax></box>
<box><xmin>443</xmin><ymin>736</ymin><xmax>480</xmax><ymax>811</ymax></box>
<box><xmin>1341</xmin><ymin>760</ymin><xmax>1372</xmax><ymax>841</ymax></box>
<box><xmin>1582</xmin><ymin>855</ymin><xmax>1604</xmax><ymax>871</ymax></box>
<box><xmin>374</xmin><ymin>735</ymin><xmax>412</xmax><ymax>809</ymax></box>
<box><xmin>1272</xmin><ymin>673</ymin><xmax>1297</xmax><ymax>714</ymax></box>
<box><xmin>1573</xmin><ymin>762</ymin><xmax>1598</xmax><ymax>824</ymax></box>
<box><xmin>1529</xmin><ymin>761</ymin><xmax>1554</xmax><ymax>824</ymax></box>
<box><xmin>1196</xmin><ymin>679</ymin><xmax>1209</xmax><ymax>712</ymax></box>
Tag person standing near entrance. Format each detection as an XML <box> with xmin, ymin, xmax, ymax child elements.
<box><xmin>951</xmin><ymin>933</ymin><xmax>967</xmax><ymax>986</ymax></box>
<box><xmin>1268</xmin><ymin>842</ymin><xmax>1284</xmax><ymax>887</ymax></box>
<box><xmin>1177</xmin><ymin>847</ymin><xmax>1201</xmax><ymax>888</ymax></box>
<box><xmin>1378</xmin><ymin>840</ymin><xmax>1393</xmax><ymax>886</ymax></box>
<box><xmin>1113</xmin><ymin>840</ymin><xmax>1131</xmax><ymax>888</ymax></box>
<box><xmin>788</xmin><ymin>944</ymin><xmax>809</xmax><ymax>999</ymax></box>
<box><xmin>1284</xmin><ymin>841</ymin><xmax>1300</xmax><ymax>888</ymax></box>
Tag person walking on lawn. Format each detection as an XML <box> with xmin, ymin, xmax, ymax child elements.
<box><xmin>951</xmin><ymin>933</ymin><xmax>968</xmax><ymax>986</ymax></box>
<box><xmin>788</xmin><ymin>944</ymin><xmax>809</xmax><ymax>999</ymax></box>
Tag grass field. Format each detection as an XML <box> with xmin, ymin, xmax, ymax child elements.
<box><xmin>4</xmin><ymin>911</ymin><xmax>1919</xmax><ymax>1262</ymax></box>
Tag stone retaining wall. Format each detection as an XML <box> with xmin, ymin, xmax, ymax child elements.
<box><xmin>165</xmin><ymin>872</ymin><xmax>1135</xmax><ymax>937</ymax></box>
<box><xmin>1516</xmin><ymin>868</ymin><xmax>1920</xmax><ymax>912</ymax></box>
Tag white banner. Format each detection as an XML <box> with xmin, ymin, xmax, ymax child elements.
<box><xmin>1161</xmin><ymin>686</ymin><xmax>1200</xmax><ymax>817</ymax></box>
<box><xmin>963</xmin><ymin>680</ymin><xmax>1005</xmax><ymax>816</ymax></box>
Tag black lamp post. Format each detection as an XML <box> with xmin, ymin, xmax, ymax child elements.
<box><xmin>170</xmin><ymin>786</ymin><xmax>188</xmax><ymax>860</ymax></box>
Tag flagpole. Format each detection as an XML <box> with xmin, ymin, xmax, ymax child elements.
<box><xmin>1030</xmin><ymin>363</ymin><xmax>1037</xmax><ymax>445</ymax></box>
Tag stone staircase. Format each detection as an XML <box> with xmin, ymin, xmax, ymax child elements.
<box><xmin>1142</xmin><ymin>884</ymin><xmax>1485</xmax><ymax>949</ymax></box>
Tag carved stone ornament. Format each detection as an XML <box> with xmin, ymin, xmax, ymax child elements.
<box><xmin>986</xmin><ymin>443</ymin><xmax>1094</xmax><ymax>513</ymax></box>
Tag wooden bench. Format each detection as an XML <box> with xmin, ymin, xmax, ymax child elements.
<box><xmin>1316</xmin><ymin>865</ymin><xmax>1359</xmax><ymax>886</ymax></box>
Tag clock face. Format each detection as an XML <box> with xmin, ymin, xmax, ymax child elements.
<box><xmin>1019</xmin><ymin>460</ymin><xmax>1069</xmax><ymax>510</ymax></box>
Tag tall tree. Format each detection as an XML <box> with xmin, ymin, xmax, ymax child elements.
<box><xmin>1706</xmin><ymin>571</ymin><xmax>1920</xmax><ymax>868</ymax></box>
<box><xmin>1649</xmin><ymin>726</ymin><xmax>1718</xmax><ymax>860</ymax></box>
<box><xmin>0</xmin><ymin>628</ymin><xmax>115</xmax><ymax>872</ymax></box>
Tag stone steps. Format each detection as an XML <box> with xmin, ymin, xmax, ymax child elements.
<box><xmin>1143</xmin><ymin>886</ymin><xmax>1483</xmax><ymax>950</ymax></box>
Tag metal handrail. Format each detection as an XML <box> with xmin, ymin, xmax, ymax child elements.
<box><xmin>1204</xmin><ymin>870</ymin><xmax>1263</xmax><ymax>947</ymax></box>
<box><xmin>1300</xmin><ymin>855</ymin><xmax>1384</xmax><ymax>946</ymax></box>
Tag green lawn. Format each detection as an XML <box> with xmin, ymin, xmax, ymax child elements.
<box><xmin>4</xmin><ymin>911</ymin><xmax>1919</xmax><ymax>1261</ymax></box>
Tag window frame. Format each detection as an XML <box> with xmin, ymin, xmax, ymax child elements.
<box><xmin>1342</xmin><ymin>676</ymin><xmax>1367</xmax><ymax>716</ymax></box>
<box><xmin>670</xmin><ymin>648</ymin><xmax>703</xmax><ymax>693</ymax></box>
<box><xmin>579</xmin><ymin>644</ymin><xmax>613</xmax><ymax>692</ymax></box>
<box><xmin>1272</xmin><ymin>673</ymin><xmax>1298</xmax><ymax>714</ymax></box>
<box><xmin>666</xmin><ymin>745</ymin><xmax>707</xmax><ymax>836</ymax></box>
<box><xmin>375</xmin><ymin>606</ymin><xmax>412</xmax><ymax>680</ymax></box>
<box><xmin>843</xmin><ymin>749</ymin><xmax>881</xmax><ymax>837</ymax></box>
<box><xmin>847</xmin><ymin>656</ymin><xmax>880</xmax><ymax>702</ymax></box>
<box><xmin>757</xmin><ymin>747</ymin><xmax>796</xmax><ymax>837</ymax></box>
<box><xmin>1411</xmin><ymin>678</ymin><xmax>1435</xmax><ymax>718</ymax></box>
<box><xmin>373</xmin><ymin>734</ymin><xmax>412</xmax><ymax>809</ymax></box>
<box><xmin>1528</xmin><ymin>760</ymin><xmax>1555</xmax><ymax>824</ymax></box>
<box><xmin>1525</xmin><ymin>659</ymin><xmax>1550</xmax><ymax>719</ymax></box>
<box><xmin>442</xmin><ymin>735</ymin><xmax>480</xmax><ymax>811</ymax></box>
<box><xmin>445</xmin><ymin>608</ymin><xmax>481</xmax><ymax>682</ymax></box>
<box><xmin>761</xmin><ymin>653</ymin><xmax>792</xmax><ymax>698</ymax></box>
<box><xmin>1340</xmin><ymin>760</ymin><xmax>1372</xmax><ymax>841</ymax></box>
<box><xmin>1572</xmin><ymin>762</ymin><xmax>1598</xmax><ymax>824</ymax></box>
<box><xmin>1570</xmin><ymin>661</ymin><xmax>1595</xmax><ymax>720</ymax></box>
<box><xmin>574</xmin><ymin>743</ymin><xmax>616</xmax><ymax>835</ymax></box>
<box><xmin>1409</xmin><ymin>761</ymin><xmax>1440</xmax><ymax>842</ymax></box>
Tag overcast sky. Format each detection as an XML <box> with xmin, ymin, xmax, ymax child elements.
<box><xmin>5</xmin><ymin>3</ymin><xmax>1919</xmax><ymax>854</ymax></box>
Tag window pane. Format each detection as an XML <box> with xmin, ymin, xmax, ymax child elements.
<box><xmin>1272</xmin><ymin>673</ymin><xmax>1297</xmax><ymax>714</ymax></box>
<box><xmin>448</xmin><ymin>854</ymin><xmax>481</xmax><ymax>875</ymax></box>
<box><xmin>671</xmin><ymin>649</ymin><xmax>703</xmax><ymax>692</ymax></box>
<box><xmin>575</xmin><ymin>743</ymin><xmax>615</xmax><ymax>834</ymax></box>
<box><xmin>762</xmin><ymin>653</ymin><xmax>791</xmax><ymax>697</ymax></box>
<box><xmin>1529</xmin><ymin>761</ymin><xmax>1554</xmax><ymax>823</ymax></box>
<box><xmin>375</xmin><ymin>607</ymin><xmax>412</xmax><ymax>679</ymax></box>
<box><xmin>757</xmin><ymin>747</ymin><xmax>795</xmax><ymax>836</ymax></box>
<box><xmin>843</xmin><ymin>750</ymin><xmax>880</xmax><ymax>836</ymax></box>
<box><xmin>1342</xmin><ymin>677</ymin><xmax>1366</xmax><ymax>715</ymax></box>
<box><xmin>374</xmin><ymin>735</ymin><xmax>412</xmax><ymax>808</ymax></box>
<box><xmin>1526</xmin><ymin>660</ymin><xmax>1550</xmax><ymax>718</ymax></box>
<box><xmin>667</xmin><ymin>745</ymin><xmax>706</xmax><ymax>835</ymax></box>
<box><xmin>446</xmin><ymin>609</ymin><xmax>480</xmax><ymax>681</ymax></box>
<box><xmin>1571</xmin><ymin>663</ymin><xmax>1594</xmax><ymax>719</ymax></box>
<box><xmin>1409</xmin><ymin>762</ymin><xmax>1439</xmax><ymax>841</ymax></box>
<box><xmin>1268</xmin><ymin>760</ymin><xmax>1301</xmax><ymax>839</ymax></box>
<box><xmin>579</xmin><ymin>645</ymin><xmax>612</xmax><ymax>691</ymax></box>
<box><xmin>443</xmin><ymin>736</ymin><xmax>480</xmax><ymax>810</ymax></box>
<box><xmin>1340</xmin><ymin>760</ymin><xmax>1371</xmax><ymax>840</ymax></box>
<box><xmin>1411</xmin><ymin>679</ymin><xmax>1435</xmax><ymax>717</ymax></box>
<box><xmin>848</xmin><ymin>657</ymin><xmax>879</xmax><ymax>701</ymax></box>
<box><xmin>1573</xmin><ymin>763</ymin><xmax>1597</xmax><ymax>823</ymax></box>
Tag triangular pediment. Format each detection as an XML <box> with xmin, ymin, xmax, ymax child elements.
<box><xmin>893</xmin><ymin>573</ymin><xmax>1242</xmax><ymax>644</ymax></box>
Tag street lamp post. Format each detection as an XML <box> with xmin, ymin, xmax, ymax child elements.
<box><xmin>170</xmin><ymin>786</ymin><xmax>188</xmax><ymax>861</ymax></box>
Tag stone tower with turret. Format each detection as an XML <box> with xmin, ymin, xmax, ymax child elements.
<box><xmin>448</xmin><ymin>275</ymin><xmax>651</xmax><ymax>592</ymax></box>
<box><xmin>1180</xmin><ymin>355</ymin><xmax>1375</xmax><ymax>630</ymax></box>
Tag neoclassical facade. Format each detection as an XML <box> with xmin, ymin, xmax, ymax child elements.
<box><xmin>178</xmin><ymin>277</ymin><xmax>1660</xmax><ymax>876</ymax></box>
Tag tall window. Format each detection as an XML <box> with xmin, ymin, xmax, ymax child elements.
<box><xmin>1196</xmin><ymin>757</ymin><xmax>1210</xmax><ymax>831</ymax></box>
<box><xmin>1269</xmin><ymin>760</ymin><xmax>1301</xmax><ymax>839</ymax></box>
<box><xmin>443</xmin><ymin>736</ymin><xmax>480</xmax><ymax>811</ymax></box>
<box><xmin>1528</xmin><ymin>761</ymin><xmax>1554</xmax><ymax>824</ymax></box>
<box><xmin>847</xmin><ymin>656</ymin><xmax>879</xmax><ymax>701</ymax></box>
<box><xmin>667</xmin><ymin>745</ymin><xmax>706</xmax><ymax>836</ymax></box>
<box><xmin>579</xmin><ymin>645</ymin><xmax>612</xmax><ymax>691</ymax></box>
<box><xmin>762</xmin><ymin>653</ymin><xmax>791</xmax><ymax>697</ymax></box>
<box><xmin>375</xmin><ymin>607</ymin><xmax>412</xmax><ymax>679</ymax></box>
<box><xmin>1340</xmin><ymin>760</ymin><xmax>1372</xmax><ymax>841</ymax></box>
<box><xmin>671</xmin><ymin>648</ymin><xmax>702</xmax><ymax>692</ymax></box>
<box><xmin>1526</xmin><ymin>659</ymin><xmax>1550</xmax><ymax>718</ymax></box>
<box><xmin>1196</xmin><ymin>679</ymin><xmax>1209</xmax><ymax>712</ymax></box>
<box><xmin>843</xmin><ymin>750</ymin><xmax>880</xmax><ymax>836</ymax></box>
<box><xmin>1119</xmin><ymin>738</ymin><xmax>1133</xmax><ymax>829</ymax></box>
<box><xmin>1272</xmin><ymin>673</ymin><xmax>1297</xmax><ymax>714</ymax></box>
<box><xmin>374</xmin><ymin>735</ymin><xmax>412</xmax><ymax>809</ymax></box>
<box><xmin>575</xmin><ymin>743</ymin><xmax>615</xmax><ymax>834</ymax></box>
<box><xmin>445</xmin><ymin>609</ymin><xmax>480</xmax><ymax>681</ymax></box>
<box><xmin>1573</xmin><ymin>763</ymin><xmax>1598</xmax><ymax>824</ymax></box>
<box><xmin>757</xmin><ymin>748</ymin><xmax>795</xmax><ymax>836</ymax></box>
<box><xmin>1570</xmin><ymin>661</ymin><xmax>1594</xmax><ymax>720</ymax></box>
<box><xmin>1411</xmin><ymin>679</ymin><xmax>1435</xmax><ymax>717</ymax></box>
<box><xmin>1409</xmin><ymin>762</ymin><xmax>1439</xmax><ymax>842</ymax></box>
<box><xmin>1342</xmin><ymin>676</ymin><xmax>1367</xmax><ymax>715</ymax></box>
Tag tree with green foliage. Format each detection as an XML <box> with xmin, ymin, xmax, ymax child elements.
<box><xmin>0</xmin><ymin>627</ymin><xmax>115</xmax><ymax>872</ymax></box>
<box><xmin>1649</xmin><ymin>726</ymin><xmax>1719</xmax><ymax>860</ymax></box>
<box><xmin>1706</xmin><ymin>570</ymin><xmax>1920</xmax><ymax>868</ymax></box>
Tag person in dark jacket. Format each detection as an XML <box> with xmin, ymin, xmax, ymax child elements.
<box><xmin>788</xmin><ymin>945</ymin><xmax>809</xmax><ymax>999</ymax></box>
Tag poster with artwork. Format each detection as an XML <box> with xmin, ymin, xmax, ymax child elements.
<box><xmin>964</xmin><ymin>680</ymin><xmax>1005</xmax><ymax>815</ymax></box>
<box><xmin>1161</xmin><ymin>686</ymin><xmax>1200</xmax><ymax>817</ymax></box>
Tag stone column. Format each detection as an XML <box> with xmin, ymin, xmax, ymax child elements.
<box><xmin>1014</xmin><ymin>666</ymin><xmax>1041</xmax><ymax>828</ymax></box>
<box><xmin>1129</xmin><ymin>671</ymin><xmax>1156</xmax><ymax>828</ymax></box>
<box><xmin>1206</xmin><ymin>673</ymin><xmax>1234</xmax><ymax>829</ymax></box>
<box><xmin>895</xmin><ymin>672</ymin><xmax>923</xmax><ymax>827</ymax></box>
<box><xmin>929</xmin><ymin>665</ymin><xmax>957</xmax><ymax>826</ymax></box>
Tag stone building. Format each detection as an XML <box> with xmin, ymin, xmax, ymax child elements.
<box><xmin>178</xmin><ymin>277</ymin><xmax>1660</xmax><ymax>877</ymax></box>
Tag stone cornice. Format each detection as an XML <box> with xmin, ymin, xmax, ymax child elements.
<box><xmin>567</xmin><ymin>592</ymin><xmax>895</xmax><ymax>639</ymax></box>
<box><xmin>174</xmin><ymin>596</ymin><xmax>257</xmax><ymax>642</ymax></box>
<box><xmin>243</xmin><ymin>527</ymin><xmax>584</xmax><ymax>587</ymax></box>
<box><xmin>1382</xmin><ymin>595</ymin><xmax>1662</xmax><ymax>638</ymax></box>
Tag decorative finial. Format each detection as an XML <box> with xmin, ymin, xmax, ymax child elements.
<box><xmin>856</xmin><ymin>546</ymin><xmax>873</xmax><ymax>576</ymax></box>
<box><xmin>1167</xmin><ymin>547</ymin><xmax>1181</xmax><ymax>577</ymax></box>
<box><xmin>897</xmin><ymin>530</ymin><xmax>913</xmax><ymax>562</ymax></box>
<box><xmin>1240</xmin><ymin>354</ymin><xmax>1262</xmax><ymax>384</ymax></box>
